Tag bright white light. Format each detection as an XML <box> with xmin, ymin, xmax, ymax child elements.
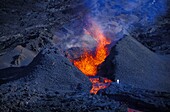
<box><xmin>116</xmin><ymin>79</ymin><xmax>119</xmax><ymax>84</ymax></box>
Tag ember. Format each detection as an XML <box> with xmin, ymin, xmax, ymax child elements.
<box><xmin>73</xmin><ymin>20</ymin><xmax>112</xmax><ymax>94</ymax></box>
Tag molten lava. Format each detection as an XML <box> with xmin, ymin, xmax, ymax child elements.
<box><xmin>90</xmin><ymin>78</ymin><xmax>112</xmax><ymax>94</ymax></box>
<box><xmin>73</xmin><ymin>20</ymin><xmax>112</xmax><ymax>94</ymax></box>
<box><xmin>73</xmin><ymin>20</ymin><xmax>111</xmax><ymax>76</ymax></box>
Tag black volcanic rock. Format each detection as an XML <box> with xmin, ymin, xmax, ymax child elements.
<box><xmin>97</xmin><ymin>45</ymin><xmax>117</xmax><ymax>81</ymax></box>
<box><xmin>0</xmin><ymin>46</ymin><xmax>91</xmax><ymax>94</ymax></box>
<box><xmin>0</xmin><ymin>48</ymin><xmax>126</xmax><ymax>112</ymax></box>
<box><xmin>98</xmin><ymin>83</ymin><xmax>170</xmax><ymax>112</ymax></box>
<box><xmin>115</xmin><ymin>36</ymin><xmax>170</xmax><ymax>92</ymax></box>
<box><xmin>27</xmin><ymin>46</ymin><xmax>92</xmax><ymax>93</ymax></box>
<box><xmin>0</xmin><ymin>0</ymin><xmax>170</xmax><ymax>69</ymax></box>
<box><xmin>0</xmin><ymin>0</ymin><xmax>88</xmax><ymax>55</ymax></box>
<box><xmin>130</xmin><ymin>16</ymin><xmax>170</xmax><ymax>54</ymax></box>
<box><xmin>0</xmin><ymin>0</ymin><xmax>170</xmax><ymax>111</ymax></box>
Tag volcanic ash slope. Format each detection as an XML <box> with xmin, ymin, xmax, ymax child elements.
<box><xmin>115</xmin><ymin>36</ymin><xmax>170</xmax><ymax>92</ymax></box>
<box><xmin>0</xmin><ymin>47</ymin><xmax>91</xmax><ymax>96</ymax></box>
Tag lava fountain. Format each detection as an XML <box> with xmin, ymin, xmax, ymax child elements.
<box><xmin>73</xmin><ymin>20</ymin><xmax>112</xmax><ymax>94</ymax></box>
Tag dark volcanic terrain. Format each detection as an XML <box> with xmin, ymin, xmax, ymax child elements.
<box><xmin>0</xmin><ymin>0</ymin><xmax>170</xmax><ymax>112</ymax></box>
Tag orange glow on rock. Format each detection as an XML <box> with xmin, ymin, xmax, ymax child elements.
<box><xmin>73</xmin><ymin>20</ymin><xmax>111</xmax><ymax>76</ymax></box>
<box><xmin>73</xmin><ymin>20</ymin><xmax>112</xmax><ymax>94</ymax></box>
<box><xmin>90</xmin><ymin>78</ymin><xmax>112</xmax><ymax>94</ymax></box>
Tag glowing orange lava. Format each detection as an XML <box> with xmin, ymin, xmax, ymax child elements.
<box><xmin>90</xmin><ymin>78</ymin><xmax>112</xmax><ymax>94</ymax></box>
<box><xmin>73</xmin><ymin>20</ymin><xmax>111</xmax><ymax>76</ymax></box>
<box><xmin>73</xmin><ymin>20</ymin><xmax>112</xmax><ymax>94</ymax></box>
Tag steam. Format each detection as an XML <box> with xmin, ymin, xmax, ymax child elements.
<box><xmin>85</xmin><ymin>0</ymin><xmax>167</xmax><ymax>40</ymax></box>
<box><xmin>54</xmin><ymin>0</ymin><xmax>167</xmax><ymax>51</ymax></box>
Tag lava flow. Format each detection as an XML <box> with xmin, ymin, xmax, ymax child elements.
<box><xmin>89</xmin><ymin>78</ymin><xmax>112</xmax><ymax>94</ymax></box>
<box><xmin>73</xmin><ymin>20</ymin><xmax>112</xmax><ymax>94</ymax></box>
